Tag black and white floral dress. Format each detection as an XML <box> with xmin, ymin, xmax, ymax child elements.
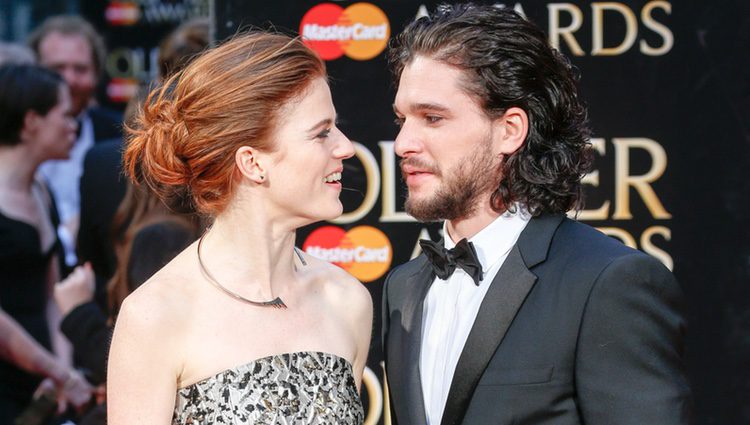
<box><xmin>172</xmin><ymin>351</ymin><xmax>364</xmax><ymax>424</ymax></box>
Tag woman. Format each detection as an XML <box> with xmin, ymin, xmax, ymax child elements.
<box><xmin>107</xmin><ymin>32</ymin><xmax>372</xmax><ymax>424</ymax></box>
<box><xmin>0</xmin><ymin>64</ymin><xmax>92</xmax><ymax>420</ymax></box>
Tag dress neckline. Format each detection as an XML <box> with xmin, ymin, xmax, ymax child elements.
<box><xmin>178</xmin><ymin>350</ymin><xmax>354</xmax><ymax>390</ymax></box>
<box><xmin>0</xmin><ymin>210</ymin><xmax>59</xmax><ymax>258</ymax></box>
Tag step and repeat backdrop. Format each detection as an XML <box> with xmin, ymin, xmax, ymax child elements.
<box><xmin>86</xmin><ymin>1</ymin><xmax>749</xmax><ymax>423</ymax></box>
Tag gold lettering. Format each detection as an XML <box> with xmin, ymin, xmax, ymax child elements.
<box><xmin>596</xmin><ymin>226</ymin><xmax>637</xmax><ymax>248</ymax></box>
<box><xmin>382</xmin><ymin>362</ymin><xmax>392</xmax><ymax>425</ymax></box>
<box><xmin>512</xmin><ymin>3</ymin><xmax>527</xmax><ymax>19</ymax></box>
<box><xmin>641</xmin><ymin>225</ymin><xmax>673</xmax><ymax>270</ymax></box>
<box><xmin>592</xmin><ymin>2</ymin><xmax>638</xmax><ymax>56</ymax></box>
<box><xmin>576</xmin><ymin>138</ymin><xmax>611</xmax><ymax>220</ymax></box>
<box><xmin>641</xmin><ymin>1</ymin><xmax>674</xmax><ymax>56</ymax></box>
<box><xmin>362</xmin><ymin>366</ymin><xmax>383</xmax><ymax>425</ymax></box>
<box><xmin>379</xmin><ymin>141</ymin><xmax>416</xmax><ymax>223</ymax></box>
<box><xmin>548</xmin><ymin>3</ymin><xmax>585</xmax><ymax>56</ymax></box>
<box><xmin>613</xmin><ymin>138</ymin><xmax>671</xmax><ymax>219</ymax></box>
<box><xmin>411</xmin><ymin>228</ymin><xmax>433</xmax><ymax>260</ymax></box>
<box><xmin>332</xmin><ymin>142</ymin><xmax>380</xmax><ymax>224</ymax></box>
<box><xmin>106</xmin><ymin>47</ymin><xmax>137</xmax><ymax>78</ymax></box>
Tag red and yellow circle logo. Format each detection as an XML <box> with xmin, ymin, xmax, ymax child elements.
<box><xmin>300</xmin><ymin>2</ymin><xmax>390</xmax><ymax>61</ymax></box>
<box><xmin>105</xmin><ymin>2</ymin><xmax>140</xmax><ymax>26</ymax></box>
<box><xmin>303</xmin><ymin>225</ymin><xmax>392</xmax><ymax>282</ymax></box>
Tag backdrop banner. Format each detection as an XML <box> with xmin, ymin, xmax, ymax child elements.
<box><xmin>211</xmin><ymin>1</ymin><xmax>748</xmax><ymax>424</ymax></box>
<box><xmin>80</xmin><ymin>0</ymin><xmax>209</xmax><ymax>108</ymax></box>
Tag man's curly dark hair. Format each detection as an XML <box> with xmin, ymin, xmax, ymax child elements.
<box><xmin>388</xmin><ymin>3</ymin><xmax>592</xmax><ymax>216</ymax></box>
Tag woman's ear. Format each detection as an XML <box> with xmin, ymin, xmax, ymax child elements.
<box><xmin>235</xmin><ymin>146</ymin><xmax>266</xmax><ymax>184</ymax></box>
<box><xmin>21</xmin><ymin>110</ymin><xmax>41</xmax><ymax>140</ymax></box>
<box><xmin>492</xmin><ymin>106</ymin><xmax>529</xmax><ymax>156</ymax></box>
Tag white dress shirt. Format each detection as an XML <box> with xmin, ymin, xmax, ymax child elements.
<box><xmin>420</xmin><ymin>209</ymin><xmax>530</xmax><ymax>424</ymax></box>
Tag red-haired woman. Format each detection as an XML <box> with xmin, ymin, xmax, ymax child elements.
<box><xmin>107</xmin><ymin>32</ymin><xmax>372</xmax><ymax>424</ymax></box>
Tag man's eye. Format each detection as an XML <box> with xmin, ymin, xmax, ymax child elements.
<box><xmin>425</xmin><ymin>115</ymin><xmax>442</xmax><ymax>124</ymax></box>
<box><xmin>394</xmin><ymin>117</ymin><xmax>405</xmax><ymax>127</ymax></box>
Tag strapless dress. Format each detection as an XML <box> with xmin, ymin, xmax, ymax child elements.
<box><xmin>172</xmin><ymin>351</ymin><xmax>364</xmax><ymax>424</ymax></box>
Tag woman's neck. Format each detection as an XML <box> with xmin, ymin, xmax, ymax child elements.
<box><xmin>0</xmin><ymin>145</ymin><xmax>40</xmax><ymax>192</ymax></box>
<box><xmin>198</xmin><ymin>203</ymin><xmax>299</xmax><ymax>301</ymax></box>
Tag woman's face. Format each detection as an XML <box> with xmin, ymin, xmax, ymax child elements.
<box><xmin>27</xmin><ymin>84</ymin><xmax>77</xmax><ymax>160</ymax></box>
<box><xmin>263</xmin><ymin>77</ymin><xmax>355</xmax><ymax>223</ymax></box>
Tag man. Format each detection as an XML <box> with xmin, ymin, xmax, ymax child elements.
<box><xmin>382</xmin><ymin>4</ymin><xmax>691</xmax><ymax>425</ymax></box>
<box><xmin>28</xmin><ymin>15</ymin><xmax>122</xmax><ymax>266</ymax></box>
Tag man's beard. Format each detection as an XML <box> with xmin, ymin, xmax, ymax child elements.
<box><xmin>402</xmin><ymin>136</ymin><xmax>500</xmax><ymax>222</ymax></box>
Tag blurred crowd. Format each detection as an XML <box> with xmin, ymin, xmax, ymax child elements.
<box><xmin>0</xmin><ymin>15</ymin><xmax>208</xmax><ymax>424</ymax></box>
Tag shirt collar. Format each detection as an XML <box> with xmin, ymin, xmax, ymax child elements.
<box><xmin>443</xmin><ymin>205</ymin><xmax>531</xmax><ymax>277</ymax></box>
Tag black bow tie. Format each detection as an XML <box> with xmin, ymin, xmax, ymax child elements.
<box><xmin>419</xmin><ymin>238</ymin><xmax>483</xmax><ymax>285</ymax></box>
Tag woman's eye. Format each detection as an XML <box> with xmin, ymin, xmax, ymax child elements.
<box><xmin>317</xmin><ymin>128</ymin><xmax>331</xmax><ymax>139</ymax></box>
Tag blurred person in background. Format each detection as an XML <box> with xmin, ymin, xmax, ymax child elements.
<box><xmin>28</xmin><ymin>15</ymin><xmax>122</xmax><ymax>268</ymax></box>
<box><xmin>77</xmin><ymin>18</ymin><xmax>210</xmax><ymax>286</ymax></box>
<box><xmin>0</xmin><ymin>64</ymin><xmax>92</xmax><ymax>423</ymax></box>
<box><xmin>54</xmin><ymin>19</ymin><xmax>209</xmax><ymax>387</ymax></box>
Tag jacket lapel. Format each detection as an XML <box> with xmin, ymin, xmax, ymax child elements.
<box><xmin>390</xmin><ymin>261</ymin><xmax>434</xmax><ymax>425</ymax></box>
<box><xmin>440</xmin><ymin>214</ymin><xmax>565</xmax><ymax>425</ymax></box>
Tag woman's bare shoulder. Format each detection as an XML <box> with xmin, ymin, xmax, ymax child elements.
<box><xmin>297</xmin><ymin>251</ymin><xmax>372</xmax><ymax>316</ymax></box>
<box><xmin>119</xmin><ymin>243</ymin><xmax>200</xmax><ymax>332</ymax></box>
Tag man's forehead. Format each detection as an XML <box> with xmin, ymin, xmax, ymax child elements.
<box><xmin>39</xmin><ymin>32</ymin><xmax>93</xmax><ymax>59</ymax></box>
<box><xmin>395</xmin><ymin>57</ymin><xmax>479</xmax><ymax>112</ymax></box>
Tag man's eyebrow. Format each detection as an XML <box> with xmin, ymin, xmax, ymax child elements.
<box><xmin>393</xmin><ymin>102</ymin><xmax>450</xmax><ymax>114</ymax></box>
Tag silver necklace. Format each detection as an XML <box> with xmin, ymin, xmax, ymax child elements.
<box><xmin>196</xmin><ymin>234</ymin><xmax>306</xmax><ymax>309</ymax></box>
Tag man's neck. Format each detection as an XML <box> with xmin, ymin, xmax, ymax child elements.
<box><xmin>445</xmin><ymin>202</ymin><xmax>504</xmax><ymax>243</ymax></box>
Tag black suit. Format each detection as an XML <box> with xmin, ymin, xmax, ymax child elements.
<box><xmin>76</xmin><ymin>139</ymin><xmax>126</xmax><ymax>281</ymax></box>
<box><xmin>88</xmin><ymin>105</ymin><xmax>123</xmax><ymax>143</ymax></box>
<box><xmin>382</xmin><ymin>214</ymin><xmax>691</xmax><ymax>425</ymax></box>
<box><xmin>75</xmin><ymin>105</ymin><xmax>124</xmax><ymax>279</ymax></box>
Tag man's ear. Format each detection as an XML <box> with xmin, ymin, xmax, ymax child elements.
<box><xmin>492</xmin><ymin>106</ymin><xmax>528</xmax><ymax>156</ymax></box>
<box><xmin>235</xmin><ymin>146</ymin><xmax>266</xmax><ymax>184</ymax></box>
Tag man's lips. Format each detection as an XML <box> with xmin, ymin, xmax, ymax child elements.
<box><xmin>401</xmin><ymin>164</ymin><xmax>433</xmax><ymax>176</ymax></box>
<box><xmin>401</xmin><ymin>167</ymin><xmax>435</xmax><ymax>186</ymax></box>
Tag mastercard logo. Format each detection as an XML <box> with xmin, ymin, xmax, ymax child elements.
<box><xmin>303</xmin><ymin>225</ymin><xmax>392</xmax><ymax>282</ymax></box>
<box><xmin>106</xmin><ymin>77</ymin><xmax>139</xmax><ymax>103</ymax></box>
<box><xmin>105</xmin><ymin>1</ymin><xmax>140</xmax><ymax>26</ymax></box>
<box><xmin>300</xmin><ymin>2</ymin><xmax>390</xmax><ymax>61</ymax></box>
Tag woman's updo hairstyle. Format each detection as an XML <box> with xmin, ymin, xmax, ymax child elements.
<box><xmin>124</xmin><ymin>31</ymin><xmax>326</xmax><ymax>216</ymax></box>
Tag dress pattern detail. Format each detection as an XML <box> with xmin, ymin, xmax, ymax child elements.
<box><xmin>172</xmin><ymin>351</ymin><xmax>364</xmax><ymax>424</ymax></box>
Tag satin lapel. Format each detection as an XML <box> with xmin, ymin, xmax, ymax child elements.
<box><xmin>439</xmin><ymin>214</ymin><xmax>564</xmax><ymax>425</ymax></box>
<box><xmin>395</xmin><ymin>262</ymin><xmax>433</xmax><ymax>425</ymax></box>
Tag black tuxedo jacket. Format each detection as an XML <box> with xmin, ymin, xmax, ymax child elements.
<box><xmin>77</xmin><ymin>139</ymin><xmax>126</xmax><ymax>281</ymax></box>
<box><xmin>382</xmin><ymin>214</ymin><xmax>691</xmax><ymax>425</ymax></box>
<box><xmin>76</xmin><ymin>105</ymin><xmax>124</xmax><ymax>277</ymax></box>
<box><xmin>88</xmin><ymin>106</ymin><xmax>122</xmax><ymax>143</ymax></box>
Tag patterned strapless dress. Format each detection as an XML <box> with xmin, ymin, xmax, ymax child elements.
<box><xmin>172</xmin><ymin>351</ymin><xmax>364</xmax><ymax>424</ymax></box>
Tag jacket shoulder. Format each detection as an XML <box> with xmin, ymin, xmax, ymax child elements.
<box><xmin>386</xmin><ymin>255</ymin><xmax>428</xmax><ymax>283</ymax></box>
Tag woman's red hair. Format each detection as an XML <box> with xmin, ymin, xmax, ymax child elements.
<box><xmin>124</xmin><ymin>31</ymin><xmax>326</xmax><ymax>215</ymax></box>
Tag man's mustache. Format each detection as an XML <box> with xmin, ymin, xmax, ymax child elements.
<box><xmin>399</xmin><ymin>157</ymin><xmax>441</xmax><ymax>177</ymax></box>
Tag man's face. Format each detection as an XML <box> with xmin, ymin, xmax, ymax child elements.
<box><xmin>38</xmin><ymin>32</ymin><xmax>97</xmax><ymax>117</ymax></box>
<box><xmin>393</xmin><ymin>55</ymin><xmax>502</xmax><ymax>222</ymax></box>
